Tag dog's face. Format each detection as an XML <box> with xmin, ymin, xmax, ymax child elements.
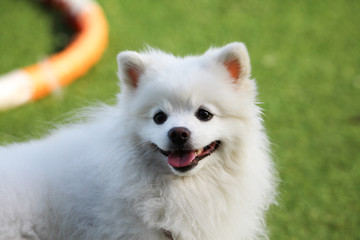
<box><xmin>117</xmin><ymin>43</ymin><xmax>256</xmax><ymax>176</ymax></box>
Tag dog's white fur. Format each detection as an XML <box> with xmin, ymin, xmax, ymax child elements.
<box><xmin>0</xmin><ymin>42</ymin><xmax>276</xmax><ymax>240</ymax></box>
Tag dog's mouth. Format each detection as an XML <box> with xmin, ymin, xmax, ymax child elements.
<box><xmin>155</xmin><ymin>140</ymin><xmax>221</xmax><ymax>172</ymax></box>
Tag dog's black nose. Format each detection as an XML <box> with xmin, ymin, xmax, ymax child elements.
<box><xmin>168</xmin><ymin>127</ymin><xmax>190</xmax><ymax>145</ymax></box>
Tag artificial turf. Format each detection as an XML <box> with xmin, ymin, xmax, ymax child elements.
<box><xmin>0</xmin><ymin>0</ymin><xmax>359</xmax><ymax>239</ymax></box>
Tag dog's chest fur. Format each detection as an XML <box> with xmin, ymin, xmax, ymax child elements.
<box><xmin>100</xmin><ymin>165</ymin><xmax>248</xmax><ymax>240</ymax></box>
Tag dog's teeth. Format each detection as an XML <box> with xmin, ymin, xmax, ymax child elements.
<box><xmin>195</xmin><ymin>149</ymin><xmax>202</xmax><ymax>156</ymax></box>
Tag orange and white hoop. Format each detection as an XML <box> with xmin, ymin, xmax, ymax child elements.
<box><xmin>0</xmin><ymin>0</ymin><xmax>108</xmax><ymax>111</ymax></box>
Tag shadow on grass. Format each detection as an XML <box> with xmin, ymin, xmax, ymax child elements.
<box><xmin>25</xmin><ymin>0</ymin><xmax>76</xmax><ymax>53</ymax></box>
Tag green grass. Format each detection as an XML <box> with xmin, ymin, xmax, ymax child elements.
<box><xmin>1</xmin><ymin>0</ymin><xmax>359</xmax><ymax>239</ymax></box>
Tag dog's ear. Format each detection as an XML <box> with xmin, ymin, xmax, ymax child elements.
<box><xmin>117</xmin><ymin>51</ymin><xmax>145</xmax><ymax>89</ymax></box>
<box><xmin>216</xmin><ymin>42</ymin><xmax>251</xmax><ymax>84</ymax></box>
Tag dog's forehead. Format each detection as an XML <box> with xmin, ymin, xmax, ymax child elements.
<box><xmin>130</xmin><ymin>56</ymin><xmax>238</xmax><ymax>115</ymax></box>
<box><xmin>135</xmin><ymin>83</ymin><xmax>224</xmax><ymax>119</ymax></box>
<box><xmin>156</xmin><ymin>60</ymin><xmax>224</xmax><ymax>89</ymax></box>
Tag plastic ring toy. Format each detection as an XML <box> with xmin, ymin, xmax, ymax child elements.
<box><xmin>0</xmin><ymin>0</ymin><xmax>108</xmax><ymax>111</ymax></box>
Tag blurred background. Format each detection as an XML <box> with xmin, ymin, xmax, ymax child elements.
<box><xmin>0</xmin><ymin>0</ymin><xmax>359</xmax><ymax>239</ymax></box>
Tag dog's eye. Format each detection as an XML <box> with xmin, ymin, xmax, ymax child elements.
<box><xmin>153</xmin><ymin>111</ymin><xmax>168</xmax><ymax>125</ymax></box>
<box><xmin>196</xmin><ymin>108</ymin><xmax>213</xmax><ymax>121</ymax></box>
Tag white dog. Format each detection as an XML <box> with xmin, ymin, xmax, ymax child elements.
<box><xmin>0</xmin><ymin>42</ymin><xmax>276</xmax><ymax>240</ymax></box>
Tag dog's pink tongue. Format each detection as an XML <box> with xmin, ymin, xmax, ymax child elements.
<box><xmin>168</xmin><ymin>152</ymin><xmax>195</xmax><ymax>168</ymax></box>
